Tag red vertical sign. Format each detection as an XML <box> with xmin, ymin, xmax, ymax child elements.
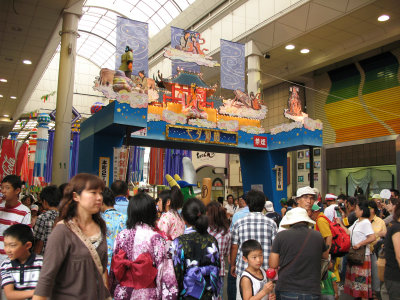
<box><xmin>0</xmin><ymin>139</ymin><xmax>16</xmax><ymax>181</ymax></box>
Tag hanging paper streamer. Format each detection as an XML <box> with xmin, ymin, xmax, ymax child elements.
<box><xmin>44</xmin><ymin>130</ymin><xmax>54</xmax><ymax>183</ymax></box>
<box><xmin>171</xmin><ymin>27</ymin><xmax>201</xmax><ymax>75</ymax></box>
<box><xmin>15</xmin><ymin>142</ymin><xmax>28</xmax><ymax>177</ymax></box>
<box><xmin>28</xmin><ymin>129</ymin><xmax>37</xmax><ymax>186</ymax></box>
<box><xmin>0</xmin><ymin>139</ymin><xmax>16</xmax><ymax>181</ymax></box>
<box><xmin>148</xmin><ymin>148</ymin><xmax>164</xmax><ymax>186</ymax></box>
<box><xmin>116</xmin><ymin>17</ymin><xmax>149</xmax><ymax>77</ymax></box>
<box><xmin>69</xmin><ymin>132</ymin><xmax>80</xmax><ymax>179</ymax></box>
<box><xmin>34</xmin><ymin>113</ymin><xmax>50</xmax><ymax>178</ymax></box>
<box><xmin>113</xmin><ymin>146</ymin><xmax>129</xmax><ymax>182</ymax></box>
<box><xmin>220</xmin><ymin>39</ymin><xmax>245</xmax><ymax>91</ymax></box>
<box><xmin>163</xmin><ymin>149</ymin><xmax>192</xmax><ymax>186</ymax></box>
<box><xmin>128</xmin><ymin>146</ymin><xmax>145</xmax><ymax>184</ymax></box>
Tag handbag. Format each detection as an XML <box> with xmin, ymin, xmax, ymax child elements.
<box><xmin>347</xmin><ymin>221</ymin><xmax>366</xmax><ymax>265</ymax></box>
<box><xmin>377</xmin><ymin>243</ymin><xmax>386</xmax><ymax>282</ymax></box>
<box><xmin>65</xmin><ymin>220</ymin><xmax>112</xmax><ymax>300</ymax></box>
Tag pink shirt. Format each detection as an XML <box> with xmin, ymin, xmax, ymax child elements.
<box><xmin>157</xmin><ymin>211</ymin><xmax>185</xmax><ymax>240</ymax></box>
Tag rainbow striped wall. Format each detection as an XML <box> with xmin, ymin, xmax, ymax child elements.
<box><xmin>323</xmin><ymin>52</ymin><xmax>400</xmax><ymax>144</ymax></box>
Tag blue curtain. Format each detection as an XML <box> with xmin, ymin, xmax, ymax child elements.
<box><xmin>163</xmin><ymin>149</ymin><xmax>192</xmax><ymax>185</ymax></box>
<box><xmin>128</xmin><ymin>146</ymin><xmax>145</xmax><ymax>183</ymax></box>
<box><xmin>44</xmin><ymin>130</ymin><xmax>54</xmax><ymax>183</ymax></box>
<box><xmin>69</xmin><ymin>132</ymin><xmax>80</xmax><ymax>179</ymax></box>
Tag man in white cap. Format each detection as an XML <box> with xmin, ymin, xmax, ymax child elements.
<box><xmin>278</xmin><ymin>186</ymin><xmax>316</xmax><ymax>232</ymax></box>
<box><xmin>323</xmin><ymin>193</ymin><xmax>339</xmax><ymax>222</ymax></box>
<box><xmin>269</xmin><ymin>207</ymin><xmax>329</xmax><ymax>298</ymax></box>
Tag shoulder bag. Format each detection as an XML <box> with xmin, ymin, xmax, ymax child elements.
<box><xmin>64</xmin><ymin>220</ymin><xmax>112</xmax><ymax>300</ymax></box>
<box><xmin>347</xmin><ymin>221</ymin><xmax>366</xmax><ymax>265</ymax></box>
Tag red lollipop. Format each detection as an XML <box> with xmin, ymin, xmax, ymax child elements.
<box><xmin>266</xmin><ymin>268</ymin><xmax>276</xmax><ymax>280</ymax></box>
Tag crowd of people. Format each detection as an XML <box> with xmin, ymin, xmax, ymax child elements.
<box><xmin>0</xmin><ymin>173</ymin><xmax>399</xmax><ymax>300</ymax></box>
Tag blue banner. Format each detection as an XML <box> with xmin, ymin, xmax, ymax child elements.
<box><xmin>220</xmin><ymin>39</ymin><xmax>245</xmax><ymax>91</ymax></box>
<box><xmin>171</xmin><ymin>26</ymin><xmax>201</xmax><ymax>75</ymax></box>
<box><xmin>116</xmin><ymin>17</ymin><xmax>148</xmax><ymax>77</ymax></box>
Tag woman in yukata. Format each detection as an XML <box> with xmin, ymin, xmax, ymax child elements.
<box><xmin>109</xmin><ymin>192</ymin><xmax>178</xmax><ymax>300</ymax></box>
<box><xmin>171</xmin><ymin>198</ymin><xmax>223</xmax><ymax>300</ymax></box>
<box><xmin>157</xmin><ymin>186</ymin><xmax>185</xmax><ymax>241</ymax></box>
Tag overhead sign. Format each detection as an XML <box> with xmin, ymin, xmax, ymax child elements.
<box><xmin>253</xmin><ymin>136</ymin><xmax>267</xmax><ymax>148</ymax></box>
<box><xmin>166</xmin><ymin>125</ymin><xmax>238</xmax><ymax>146</ymax></box>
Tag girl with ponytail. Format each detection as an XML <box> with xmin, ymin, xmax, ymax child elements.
<box><xmin>170</xmin><ymin>198</ymin><xmax>223</xmax><ymax>299</ymax></box>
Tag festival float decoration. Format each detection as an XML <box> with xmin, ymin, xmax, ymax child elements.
<box><xmin>28</xmin><ymin>128</ymin><xmax>37</xmax><ymax>186</ymax></box>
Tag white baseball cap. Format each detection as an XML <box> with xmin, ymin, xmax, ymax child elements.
<box><xmin>280</xmin><ymin>207</ymin><xmax>316</xmax><ymax>228</ymax></box>
<box><xmin>325</xmin><ymin>193</ymin><xmax>337</xmax><ymax>200</ymax></box>
<box><xmin>296</xmin><ymin>186</ymin><xmax>316</xmax><ymax>198</ymax></box>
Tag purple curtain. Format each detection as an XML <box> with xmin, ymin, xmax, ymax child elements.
<box><xmin>69</xmin><ymin>132</ymin><xmax>80</xmax><ymax>179</ymax></box>
<box><xmin>163</xmin><ymin>149</ymin><xmax>192</xmax><ymax>185</ymax></box>
<box><xmin>44</xmin><ymin>130</ymin><xmax>54</xmax><ymax>183</ymax></box>
<box><xmin>128</xmin><ymin>146</ymin><xmax>145</xmax><ymax>183</ymax></box>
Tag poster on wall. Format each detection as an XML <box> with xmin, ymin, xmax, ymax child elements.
<box><xmin>113</xmin><ymin>147</ymin><xmax>129</xmax><ymax>182</ymax></box>
<box><xmin>99</xmin><ymin>157</ymin><xmax>110</xmax><ymax>186</ymax></box>
<box><xmin>314</xmin><ymin>161</ymin><xmax>321</xmax><ymax>168</ymax></box>
<box><xmin>298</xmin><ymin>163</ymin><xmax>304</xmax><ymax>170</ymax></box>
<box><xmin>251</xmin><ymin>184</ymin><xmax>263</xmax><ymax>192</ymax></box>
<box><xmin>314</xmin><ymin>148</ymin><xmax>321</xmax><ymax>156</ymax></box>
<box><xmin>276</xmin><ymin>165</ymin><xmax>283</xmax><ymax>191</ymax></box>
<box><xmin>297</xmin><ymin>151</ymin><xmax>304</xmax><ymax>159</ymax></box>
<box><xmin>298</xmin><ymin>175</ymin><xmax>304</xmax><ymax>182</ymax></box>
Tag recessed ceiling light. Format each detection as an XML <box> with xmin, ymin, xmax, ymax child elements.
<box><xmin>285</xmin><ymin>44</ymin><xmax>295</xmax><ymax>50</ymax></box>
<box><xmin>3</xmin><ymin>115</ymin><xmax>9</xmax><ymax>118</ymax></box>
<box><xmin>300</xmin><ymin>48</ymin><xmax>310</xmax><ymax>54</ymax></box>
<box><xmin>23</xmin><ymin>60</ymin><xmax>32</xmax><ymax>65</ymax></box>
<box><xmin>0</xmin><ymin>95</ymin><xmax>3</xmax><ymax>98</ymax></box>
<box><xmin>10</xmin><ymin>96</ymin><xmax>17</xmax><ymax>99</ymax></box>
<box><xmin>0</xmin><ymin>79</ymin><xmax>7</xmax><ymax>83</ymax></box>
<box><xmin>378</xmin><ymin>15</ymin><xmax>390</xmax><ymax>22</ymax></box>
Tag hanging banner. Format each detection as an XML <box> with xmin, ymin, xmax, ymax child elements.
<box><xmin>99</xmin><ymin>157</ymin><xmax>110</xmax><ymax>186</ymax></box>
<box><xmin>15</xmin><ymin>143</ymin><xmax>28</xmax><ymax>177</ymax></box>
<box><xmin>113</xmin><ymin>147</ymin><xmax>129</xmax><ymax>182</ymax></box>
<box><xmin>0</xmin><ymin>139</ymin><xmax>16</xmax><ymax>181</ymax></box>
<box><xmin>220</xmin><ymin>39</ymin><xmax>245</xmax><ymax>91</ymax></box>
<box><xmin>116</xmin><ymin>17</ymin><xmax>149</xmax><ymax>77</ymax></box>
<box><xmin>170</xmin><ymin>26</ymin><xmax>201</xmax><ymax>75</ymax></box>
<box><xmin>276</xmin><ymin>165</ymin><xmax>283</xmax><ymax>191</ymax></box>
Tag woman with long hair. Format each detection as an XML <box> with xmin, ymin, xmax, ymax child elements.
<box><xmin>157</xmin><ymin>186</ymin><xmax>185</xmax><ymax>241</ymax></box>
<box><xmin>109</xmin><ymin>192</ymin><xmax>178</xmax><ymax>300</ymax></box>
<box><xmin>33</xmin><ymin>173</ymin><xmax>110</xmax><ymax>300</ymax></box>
<box><xmin>340</xmin><ymin>200</ymin><xmax>376</xmax><ymax>299</ymax></box>
<box><xmin>207</xmin><ymin>201</ymin><xmax>231</xmax><ymax>297</ymax></box>
<box><xmin>171</xmin><ymin>198</ymin><xmax>223</xmax><ymax>299</ymax></box>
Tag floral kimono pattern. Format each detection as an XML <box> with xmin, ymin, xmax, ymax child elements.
<box><xmin>170</xmin><ymin>228</ymin><xmax>223</xmax><ymax>299</ymax></box>
<box><xmin>109</xmin><ymin>224</ymin><xmax>178</xmax><ymax>300</ymax></box>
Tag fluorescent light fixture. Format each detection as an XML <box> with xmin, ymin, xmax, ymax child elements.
<box><xmin>23</xmin><ymin>60</ymin><xmax>32</xmax><ymax>65</ymax></box>
<box><xmin>378</xmin><ymin>15</ymin><xmax>390</xmax><ymax>22</ymax></box>
<box><xmin>0</xmin><ymin>79</ymin><xmax>7</xmax><ymax>83</ymax></box>
<box><xmin>285</xmin><ymin>44</ymin><xmax>295</xmax><ymax>50</ymax></box>
<box><xmin>10</xmin><ymin>96</ymin><xmax>17</xmax><ymax>99</ymax></box>
<box><xmin>3</xmin><ymin>115</ymin><xmax>9</xmax><ymax>117</ymax></box>
<box><xmin>300</xmin><ymin>48</ymin><xmax>310</xmax><ymax>54</ymax></box>
<box><xmin>0</xmin><ymin>95</ymin><xmax>3</xmax><ymax>98</ymax></box>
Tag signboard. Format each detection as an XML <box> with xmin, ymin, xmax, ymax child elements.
<box><xmin>253</xmin><ymin>136</ymin><xmax>267</xmax><ymax>148</ymax></box>
<box><xmin>276</xmin><ymin>165</ymin><xmax>283</xmax><ymax>191</ymax></box>
<box><xmin>99</xmin><ymin>157</ymin><xmax>110</xmax><ymax>186</ymax></box>
<box><xmin>251</xmin><ymin>184</ymin><xmax>263</xmax><ymax>192</ymax></box>
<box><xmin>166</xmin><ymin>125</ymin><xmax>238</xmax><ymax>146</ymax></box>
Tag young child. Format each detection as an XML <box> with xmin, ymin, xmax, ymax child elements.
<box><xmin>321</xmin><ymin>260</ymin><xmax>339</xmax><ymax>300</ymax></box>
<box><xmin>240</xmin><ymin>239</ymin><xmax>274</xmax><ymax>300</ymax></box>
<box><xmin>0</xmin><ymin>224</ymin><xmax>43</xmax><ymax>299</ymax></box>
<box><xmin>0</xmin><ymin>175</ymin><xmax>31</xmax><ymax>264</ymax></box>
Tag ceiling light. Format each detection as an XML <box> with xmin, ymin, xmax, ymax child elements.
<box><xmin>3</xmin><ymin>115</ymin><xmax>9</xmax><ymax>117</ymax></box>
<box><xmin>0</xmin><ymin>79</ymin><xmax>7</xmax><ymax>83</ymax></box>
<box><xmin>285</xmin><ymin>44</ymin><xmax>295</xmax><ymax>50</ymax></box>
<box><xmin>378</xmin><ymin>15</ymin><xmax>390</xmax><ymax>22</ymax></box>
<box><xmin>0</xmin><ymin>95</ymin><xmax>3</xmax><ymax>98</ymax></box>
<box><xmin>300</xmin><ymin>48</ymin><xmax>310</xmax><ymax>54</ymax></box>
<box><xmin>23</xmin><ymin>60</ymin><xmax>32</xmax><ymax>65</ymax></box>
<box><xmin>10</xmin><ymin>96</ymin><xmax>17</xmax><ymax>99</ymax></box>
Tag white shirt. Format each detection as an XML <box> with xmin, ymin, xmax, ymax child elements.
<box><xmin>349</xmin><ymin>219</ymin><xmax>374</xmax><ymax>255</ymax></box>
<box><xmin>324</xmin><ymin>204</ymin><xmax>338</xmax><ymax>222</ymax></box>
<box><xmin>224</xmin><ymin>203</ymin><xmax>236</xmax><ymax>216</ymax></box>
<box><xmin>239</xmin><ymin>268</ymin><xmax>268</xmax><ymax>300</ymax></box>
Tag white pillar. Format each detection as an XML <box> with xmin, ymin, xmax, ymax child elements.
<box><xmin>52</xmin><ymin>9</ymin><xmax>81</xmax><ymax>185</ymax></box>
<box><xmin>245</xmin><ymin>40</ymin><xmax>262</xmax><ymax>95</ymax></box>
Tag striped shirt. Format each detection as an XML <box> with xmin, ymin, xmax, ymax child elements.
<box><xmin>0</xmin><ymin>253</ymin><xmax>43</xmax><ymax>290</ymax></box>
<box><xmin>0</xmin><ymin>202</ymin><xmax>31</xmax><ymax>263</ymax></box>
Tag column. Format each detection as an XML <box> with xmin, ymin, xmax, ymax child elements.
<box><xmin>246</xmin><ymin>40</ymin><xmax>262</xmax><ymax>95</ymax></box>
<box><xmin>52</xmin><ymin>9</ymin><xmax>81</xmax><ymax>185</ymax></box>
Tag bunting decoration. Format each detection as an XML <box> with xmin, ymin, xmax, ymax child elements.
<box><xmin>41</xmin><ymin>91</ymin><xmax>56</xmax><ymax>103</ymax></box>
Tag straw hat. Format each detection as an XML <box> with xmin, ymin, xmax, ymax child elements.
<box><xmin>296</xmin><ymin>186</ymin><xmax>316</xmax><ymax>198</ymax></box>
<box><xmin>264</xmin><ymin>201</ymin><xmax>274</xmax><ymax>212</ymax></box>
<box><xmin>280</xmin><ymin>207</ymin><xmax>316</xmax><ymax>228</ymax></box>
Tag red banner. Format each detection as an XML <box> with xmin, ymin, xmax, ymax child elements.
<box><xmin>15</xmin><ymin>143</ymin><xmax>28</xmax><ymax>177</ymax></box>
<box><xmin>0</xmin><ymin>139</ymin><xmax>16</xmax><ymax>181</ymax></box>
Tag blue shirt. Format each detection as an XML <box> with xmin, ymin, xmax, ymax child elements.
<box><xmin>101</xmin><ymin>208</ymin><xmax>127</xmax><ymax>271</ymax></box>
<box><xmin>230</xmin><ymin>206</ymin><xmax>250</xmax><ymax>230</ymax></box>
<box><xmin>114</xmin><ymin>196</ymin><xmax>129</xmax><ymax>216</ymax></box>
